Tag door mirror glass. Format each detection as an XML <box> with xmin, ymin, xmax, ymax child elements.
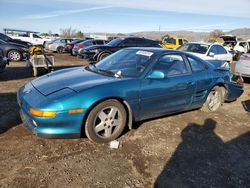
<box><xmin>147</xmin><ymin>70</ymin><xmax>165</xmax><ymax>79</ymax></box>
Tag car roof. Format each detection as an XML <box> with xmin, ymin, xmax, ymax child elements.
<box><xmin>125</xmin><ymin>47</ymin><xmax>179</xmax><ymax>53</ymax></box>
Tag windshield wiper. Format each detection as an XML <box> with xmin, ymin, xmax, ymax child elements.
<box><xmin>98</xmin><ymin>69</ymin><xmax>122</xmax><ymax>78</ymax></box>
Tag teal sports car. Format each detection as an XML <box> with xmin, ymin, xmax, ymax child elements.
<box><xmin>17</xmin><ymin>48</ymin><xmax>244</xmax><ymax>143</ymax></box>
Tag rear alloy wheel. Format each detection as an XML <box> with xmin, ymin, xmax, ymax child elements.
<box><xmin>202</xmin><ymin>86</ymin><xmax>223</xmax><ymax>112</ymax></box>
<box><xmin>85</xmin><ymin>99</ymin><xmax>127</xmax><ymax>143</ymax></box>
<box><xmin>8</xmin><ymin>50</ymin><xmax>21</xmax><ymax>61</ymax></box>
<box><xmin>97</xmin><ymin>52</ymin><xmax>110</xmax><ymax>62</ymax></box>
<box><xmin>57</xmin><ymin>46</ymin><xmax>64</xmax><ymax>54</ymax></box>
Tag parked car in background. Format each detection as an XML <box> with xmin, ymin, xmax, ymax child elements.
<box><xmin>220</xmin><ymin>35</ymin><xmax>250</xmax><ymax>60</ymax></box>
<box><xmin>81</xmin><ymin>37</ymin><xmax>161</xmax><ymax>62</ymax></box>
<box><xmin>0</xmin><ymin>49</ymin><xmax>9</xmax><ymax>72</ymax></box>
<box><xmin>161</xmin><ymin>37</ymin><xmax>188</xmax><ymax>49</ymax></box>
<box><xmin>0</xmin><ymin>39</ymin><xmax>28</xmax><ymax>61</ymax></box>
<box><xmin>64</xmin><ymin>39</ymin><xmax>85</xmax><ymax>55</ymax></box>
<box><xmin>46</xmin><ymin>38</ymin><xmax>74</xmax><ymax>53</ymax></box>
<box><xmin>0</xmin><ymin>33</ymin><xmax>32</xmax><ymax>47</ymax></box>
<box><xmin>5</xmin><ymin>29</ymin><xmax>51</xmax><ymax>46</ymax></box>
<box><xmin>235</xmin><ymin>49</ymin><xmax>250</xmax><ymax>78</ymax></box>
<box><xmin>17</xmin><ymin>48</ymin><xmax>243</xmax><ymax>143</ymax></box>
<box><xmin>177</xmin><ymin>42</ymin><xmax>232</xmax><ymax>66</ymax></box>
<box><xmin>74</xmin><ymin>39</ymin><xmax>107</xmax><ymax>56</ymax></box>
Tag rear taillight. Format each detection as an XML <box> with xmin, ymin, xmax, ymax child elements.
<box><xmin>232</xmin><ymin>72</ymin><xmax>244</xmax><ymax>86</ymax></box>
<box><xmin>240</xmin><ymin>54</ymin><xmax>250</xmax><ymax>61</ymax></box>
<box><xmin>77</xmin><ymin>44</ymin><xmax>84</xmax><ymax>49</ymax></box>
<box><xmin>66</xmin><ymin>44</ymin><xmax>73</xmax><ymax>49</ymax></box>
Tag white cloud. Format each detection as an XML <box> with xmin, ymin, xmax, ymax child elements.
<box><xmin>21</xmin><ymin>6</ymin><xmax>113</xmax><ymax>19</ymax></box>
<box><xmin>55</xmin><ymin>0</ymin><xmax>250</xmax><ymax>18</ymax></box>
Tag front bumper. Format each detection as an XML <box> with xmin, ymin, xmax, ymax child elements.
<box><xmin>80</xmin><ymin>51</ymin><xmax>96</xmax><ymax>61</ymax></box>
<box><xmin>17</xmin><ymin>84</ymin><xmax>83</xmax><ymax>139</ymax></box>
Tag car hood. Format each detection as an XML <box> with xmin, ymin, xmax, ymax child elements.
<box><xmin>31</xmin><ymin>67</ymin><xmax>121</xmax><ymax>96</ymax></box>
<box><xmin>7</xmin><ymin>42</ymin><xmax>28</xmax><ymax>48</ymax></box>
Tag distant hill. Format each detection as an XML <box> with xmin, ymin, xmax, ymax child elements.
<box><xmin>130</xmin><ymin>28</ymin><xmax>250</xmax><ymax>42</ymax></box>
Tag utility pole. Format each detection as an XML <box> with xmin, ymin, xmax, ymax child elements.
<box><xmin>158</xmin><ymin>25</ymin><xmax>161</xmax><ymax>32</ymax></box>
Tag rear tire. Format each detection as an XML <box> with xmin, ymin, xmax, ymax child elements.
<box><xmin>56</xmin><ymin>46</ymin><xmax>64</xmax><ymax>54</ymax></box>
<box><xmin>85</xmin><ymin>99</ymin><xmax>127</xmax><ymax>143</ymax></box>
<box><xmin>97</xmin><ymin>52</ymin><xmax>110</xmax><ymax>62</ymax></box>
<box><xmin>202</xmin><ymin>86</ymin><xmax>223</xmax><ymax>112</ymax></box>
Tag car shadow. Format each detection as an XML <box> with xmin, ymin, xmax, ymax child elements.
<box><xmin>154</xmin><ymin>118</ymin><xmax>250</xmax><ymax>188</ymax></box>
<box><xmin>0</xmin><ymin>92</ymin><xmax>21</xmax><ymax>134</ymax></box>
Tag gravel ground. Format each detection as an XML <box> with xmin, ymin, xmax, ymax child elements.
<box><xmin>0</xmin><ymin>53</ymin><xmax>249</xmax><ymax>188</ymax></box>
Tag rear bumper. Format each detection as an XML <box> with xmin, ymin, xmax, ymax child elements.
<box><xmin>235</xmin><ymin>61</ymin><xmax>250</xmax><ymax>77</ymax></box>
<box><xmin>225</xmin><ymin>82</ymin><xmax>244</xmax><ymax>102</ymax></box>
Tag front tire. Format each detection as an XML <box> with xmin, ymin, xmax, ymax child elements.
<box><xmin>85</xmin><ymin>99</ymin><xmax>127</xmax><ymax>143</ymax></box>
<box><xmin>202</xmin><ymin>86</ymin><xmax>223</xmax><ymax>112</ymax></box>
<box><xmin>8</xmin><ymin>50</ymin><xmax>22</xmax><ymax>61</ymax></box>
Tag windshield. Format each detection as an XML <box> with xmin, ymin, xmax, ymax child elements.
<box><xmin>178</xmin><ymin>43</ymin><xmax>209</xmax><ymax>54</ymax></box>
<box><xmin>0</xmin><ymin>33</ymin><xmax>12</xmax><ymax>41</ymax></box>
<box><xmin>89</xmin><ymin>49</ymin><xmax>154</xmax><ymax>78</ymax></box>
<box><xmin>107</xmin><ymin>38</ymin><xmax>123</xmax><ymax>46</ymax></box>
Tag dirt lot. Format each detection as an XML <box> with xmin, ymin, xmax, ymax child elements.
<box><xmin>0</xmin><ymin>54</ymin><xmax>249</xmax><ymax>188</ymax></box>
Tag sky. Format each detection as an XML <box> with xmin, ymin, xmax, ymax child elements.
<box><xmin>0</xmin><ymin>0</ymin><xmax>250</xmax><ymax>34</ymax></box>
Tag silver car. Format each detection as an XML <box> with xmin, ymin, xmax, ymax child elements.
<box><xmin>235</xmin><ymin>50</ymin><xmax>250</xmax><ymax>78</ymax></box>
<box><xmin>47</xmin><ymin>38</ymin><xmax>74</xmax><ymax>53</ymax></box>
<box><xmin>72</xmin><ymin>39</ymin><xmax>107</xmax><ymax>56</ymax></box>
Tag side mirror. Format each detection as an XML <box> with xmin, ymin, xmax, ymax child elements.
<box><xmin>147</xmin><ymin>70</ymin><xmax>165</xmax><ymax>79</ymax></box>
<box><xmin>208</xmin><ymin>52</ymin><xmax>215</xmax><ymax>57</ymax></box>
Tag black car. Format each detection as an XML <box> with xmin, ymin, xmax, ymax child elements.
<box><xmin>81</xmin><ymin>37</ymin><xmax>161</xmax><ymax>62</ymax></box>
<box><xmin>0</xmin><ymin>49</ymin><xmax>9</xmax><ymax>72</ymax></box>
<box><xmin>73</xmin><ymin>39</ymin><xmax>108</xmax><ymax>56</ymax></box>
<box><xmin>64</xmin><ymin>39</ymin><xmax>85</xmax><ymax>55</ymax></box>
<box><xmin>0</xmin><ymin>33</ymin><xmax>32</xmax><ymax>47</ymax></box>
<box><xmin>0</xmin><ymin>39</ymin><xmax>28</xmax><ymax>61</ymax></box>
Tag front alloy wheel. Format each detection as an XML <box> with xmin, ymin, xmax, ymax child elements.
<box><xmin>85</xmin><ymin>99</ymin><xmax>126</xmax><ymax>143</ymax></box>
<box><xmin>8</xmin><ymin>50</ymin><xmax>21</xmax><ymax>61</ymax></box>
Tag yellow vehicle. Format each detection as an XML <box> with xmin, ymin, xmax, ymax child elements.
<box><xmin>161</xmin><ymin>37</ymin><xmax>188</xmax><ymax>49</ymax></box>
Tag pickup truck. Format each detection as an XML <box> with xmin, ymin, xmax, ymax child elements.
<box><xmin>7</xmin><ymin>33</ymin><xmax>51</xmax><ymax>46</ymax></box>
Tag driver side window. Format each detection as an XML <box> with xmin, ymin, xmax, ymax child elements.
<box><xmin>154</xmin><ymin>54</ymin><xmax>190</xmax><ymax>77</ymax></box>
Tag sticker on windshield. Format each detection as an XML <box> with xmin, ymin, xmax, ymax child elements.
<box><xmin>136</xmin><ymin>50</ymin><xmax>153</xmax><ymax>57</ymax></box>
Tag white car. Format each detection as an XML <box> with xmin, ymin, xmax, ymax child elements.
<box><xmin>178</xmin><ymin>42</ymin><xmax>233</xmax><ymax>66</ymax></box>
<box><xmin>235</xmin><ymin>50</ymin><xmax>250</xmax><ymax>78</ymax></box>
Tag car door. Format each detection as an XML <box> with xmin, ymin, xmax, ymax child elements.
<box><xmin>208</xmin><ymin>45</ymin><xmax>231</xmax><ymax>61</ymax></box>
<box><xmin>185</xmin><ymin>55</ymin><xmax>213</xmax><ymax>108</ymax></box>
<box><xmin>139</xmin><ymin>53</ymin><xmax>196</xmax><ymax>120</ymax></box>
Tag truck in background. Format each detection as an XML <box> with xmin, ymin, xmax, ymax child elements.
<box><xmin>4</xmin><ymin>28</ymin><xmax>51</xmax><ymax>46</ymax></box>
<box><xmin>161</xmin><ymin>36</ymin><xmax>188</xmax><ymax>49</ymax></box>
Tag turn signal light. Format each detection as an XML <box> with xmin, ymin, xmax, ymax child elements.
<box><xmin>30</xmin><ymin>108</ymin><xmax>57</xmax><ymax>117</ymax></box>
<box><xmin>68</xmin><ymin>108</ymin><xmax>84</xmax><ymax>114</ymax></box>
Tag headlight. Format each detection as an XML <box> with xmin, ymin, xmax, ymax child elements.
<box><xmin>30</xmin><ymin>108</ymin><xmax>57</xmax><ymax>117</ymax></box>
<box><xmin>89</xmin><ymin>49</ymin><xmax>99</xmax><ymax>53</ymax></box>
<box><xmin>21</xmin><ymin>47</ymin><xmax>28</xmax><ymax>52</ymax></box>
